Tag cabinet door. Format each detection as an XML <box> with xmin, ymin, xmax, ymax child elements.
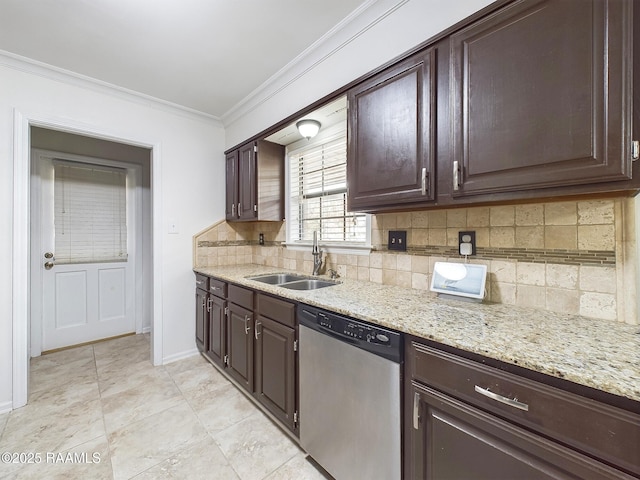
<box><xmin>348</xmin><ymin>48</ymin><xmax>435</xmax><ymax>211</ymax></box>
<box><xmin>254</xmin><ymin>315</ymin><xmax>296</xmax><ymax>432</ymax></box>
<box><xmin>450</xmin><ymin>0</ymin><xmax>633</xmax><ymax>197</ymax></box>
<box><xmin>238</xmin><ymin>142</ymin><xmax>257</xmax><ymax>220</ymax></box>
<box><xmin>195</xmin><ymin>288</ymin><xmax>208</xmax><ymax>353</ymax></box>
<box><xmin>225</xmin><ymin>150</ymin><xmax>238</xmax><ymax>220</ymax></box>
<box><xmin>206</xmin><ymin>296</ymin><xmax>226</xmax><ymax>367</ymax></box>
<box><xmin>409</xmin><ymin>382</ymin><xmax>632</xmax><ymax>480</ymax></box>
<box><xmin>226</xmin><ymin>302</ymin><xmax>253</xmax><ymax>390</ymax></box>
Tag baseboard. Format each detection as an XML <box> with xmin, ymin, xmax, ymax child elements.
<box><xmin>163</xmin><ymin>348</ymin><xmax>199</xmax><ymax>365</ymax></box>
<box><xmin>141</xmin><ymin>326</ymin><xmax>151</xmax><ymax>334</ymax></box>
<box><xmin>0</xmin><ymin>400</ymin><xmax>13</xmax><ymax>415</ymax></box>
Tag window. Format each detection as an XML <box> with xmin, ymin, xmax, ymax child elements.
<box><xmin>54</xmin><ymin>160</ymin><xmax>128</xmax><ymax>264</ymax></box>
<box><xmin>288</xmin><ymin>135</ymin><xmax>368</xmax><ymax>247</ymax></box>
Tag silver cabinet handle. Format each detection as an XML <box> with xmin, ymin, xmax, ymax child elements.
<box><xmin>196</xmin><ymin>280</ymin><xmax>203</xmax><ymax>285</ymax></box>
<box><xmin>453</xmin><ymin>160</ymin><xmax>460</xmax><ymax>191</ymax></box>
<box><xmin>210</xmin><ymin>286</ymin><xmax>220</xmax><ymax>291</ymax></box>
<box><xmin>206</xmin><ymin>297</ymin><xmax>212</xmax><ymax>313</ymax></box>
<box><xmin>244</xmin><ymin>315</ymin><xmax>250</xmax><ymax>335</ymax></box>
<box><xmin>474</xmin><ymin>385</ymin><xmax>529</xmax><ymax>411</ymax></box>
<box><xmin>413</xmin><ymin>392</ymin><xmax>420</xmax><ymax>429</ymax></box>
<box><xmin>231</xmin><ymin>203</ymin><xmax>236</xmax><ymax>217</ymax></box>
<box><xmin>421</xmin><ymin>167</ymin><xmax>427</xmax><ymax>195</ymax></box>
<box><xmin>254</xmin><ymin>320</ymin><xmax>261</xmax><ymax>340</ymax></box>
<box><xmin>237</xmin><ymin>203</ymin><xmax>241</xmax><ymax>217</ymax></box>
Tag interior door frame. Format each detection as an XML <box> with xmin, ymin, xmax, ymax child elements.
<box><xmin>30</xmin><ymin>149</ymin><xmax>143</xmax><ymax>356</ymax></box>
<box><xmin>12</xmin><ymin>109</ymin><xmax>164</xmax><ymax>409</ymax></box>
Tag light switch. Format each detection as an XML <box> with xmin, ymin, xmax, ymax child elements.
<box><xmin>168</xmin><ymin>219</ymin><xmax>179</xmax><ymax>234</ymax></box>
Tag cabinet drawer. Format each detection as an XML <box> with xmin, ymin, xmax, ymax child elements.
<box><xmin>228</xmin><ymin>284</ymin><xmax>253</xmax><ymax>310</ymax></box>
<box><xmin>209</xmin><ymin>278</ymin><xmax>227</xmax><ymax>298</ymax></box>
<box><xmin>195</xmin><ymin>273</ymin><xmax>209</xmax><ymax>291</ymax></box>
<box><xmin>257</xmin><ymin>293</ymin><xmax>295</xmax><ymax>328</ymax></box>
<box><xmin>409</xmin><ymin>341</ymin><xmax>640</xmax><ymax>477</ymax></box>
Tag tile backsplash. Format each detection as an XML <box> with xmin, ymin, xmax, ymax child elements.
<box><xmin>194</xmin><ymin>197</ymin><xmax>638</xmax><ymax>324</ymax></box>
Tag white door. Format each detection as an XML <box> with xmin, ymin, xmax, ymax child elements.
<box><xmin>39</xmin><ymin>157</ymin><xmax>135</xmax><ymax>351</ymax></box>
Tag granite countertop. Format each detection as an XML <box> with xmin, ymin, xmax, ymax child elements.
<box><xmin>195</xmin><ymin>264</ymin><xmax>640</xmax><ymax>404</ymax></box>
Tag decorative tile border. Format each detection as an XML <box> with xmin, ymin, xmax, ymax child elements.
<box><xmin>199</xmin><ymin>240</ymin><xmax>615</xmax><ymax>267</ymax></box>
<box><xmin>373</xmin><ymin>245</ymin><xmax>616</xmax><ymax>266</ymax></box>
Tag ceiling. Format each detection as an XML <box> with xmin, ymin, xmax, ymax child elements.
<box><xmin>0</xmin><ymin>0</ymin><xmax>366</xmax><ymax>119</ymax></box>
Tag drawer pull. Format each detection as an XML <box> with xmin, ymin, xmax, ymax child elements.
<box><xmin>196</xmin><ymin>280</ymin><xmax>204</xmax><ymax>285</ymax></box>
<box><xmin>474</xmin><ymin>385</ymin><xmax>529</xmax><ymax>412</ymax></box>
<box><xmin>210</xmin><ymin>286</ymin><xmax>220</xmax><ymax>291</ymax></box>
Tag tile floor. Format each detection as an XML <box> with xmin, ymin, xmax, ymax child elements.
<box><xmin>0</xmin><ymin>334</ymin><xmax>329</xmax><ymax>480</ymax></box>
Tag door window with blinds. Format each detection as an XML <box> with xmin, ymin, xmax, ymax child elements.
<box><xmin>288</xmin><ymin>135</ymin><xmax>368</xmax><ymax>246</ymax></box>
<box><xmin>54</xmin><ymin>160</ymin><xmax>128</xmax><ymax>264</ymax></box>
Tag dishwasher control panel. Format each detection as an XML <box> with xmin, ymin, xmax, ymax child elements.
<box><xmin>304</xmin><ymin>306</ymin><xmax>402</xmax><ymax>362</ymax></box>
<box><xmin>318</xmin><ymin>312</ymin><xmax>390</xmax><ymax>344</ymax></box>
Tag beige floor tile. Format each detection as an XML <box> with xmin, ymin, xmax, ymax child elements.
<box><xmin>108</xmin><ymin>402</ymin><xmax>208</xmax><ymax>480</ymax></box>
<box><xmin>163</xmin><ymin>353</ymin><xmax>208</xmax><ymax>377</ymax></box>
<box><xmin>187</xmin><ymin>383</ymin><xmax>256</xmax><ymax>434</ymax></box>
<box><xmin>167</xmin><ymin>358</ymin><xmax>230</xmax><ymax>398</ymax></box>
<box><xmin>101</xmin><ymin>372</ymin><xmax>184</xmax><ymax>433</ymax></box>
<box><xmin>3</xmin><ymin>435</ymin><xmax>113</xmax><ymax>480</ymax></box>
<box><xmin>0</xmin><ymin>412</ymin><xmax>10</xmax><ymax>439</ymax></box>
<box><xmin>5</xmin><ymin>334</ymin><xmax>308</xmax><ymax>480</ymax></box>
<box><xmin>98</xmin><ymin>360</ymin><xmax>169</xmax><ymax>398</ymax></box>
<box><xmin>30</xmin><ymin>345</ymin><xmax>95</xmax><ymax>373</ymax></box>
<box><xmin>29</xmin><ymin>355</ymin><xmax>98</xmax><ymax>394</ymax></box>
<box><xmin>214</xmin><ymin>412</ymin><xmax>300</xmax><ymax>480</ymax></box>
<box><xmin>132</xmin><ymin>435</ymin><xmax>240</xmax><ymax>480</ymax></box>
<box><xmin>20</xmin><ymin>379</ymin><xmax>100</xmax><ymax>423</ymax></box>
<box><xmin>94</xmin><ymin>336</ymin><xmax>150</xmax><ymax>372</ymax></box>
<box><xmin>0</xmin><ymin>398</ymin><xmax>105</xmax><ymax>459</ymax></box>
<box><xmin>263</xmin><ymin>453</ymin><xmax>330</xmax><ymax>480</ymax></box>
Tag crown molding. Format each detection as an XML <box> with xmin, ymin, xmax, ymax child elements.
<box><xmin>0</xmin><ymin>50</ymin><xmax>223</xmax><ymax>127</ymax></box>
<box><xmin>220</xmin><ymin>0</ymin><xmax>410</xmax><ymax>127</ymax></box>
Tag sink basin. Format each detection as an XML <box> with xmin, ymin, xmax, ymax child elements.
<box><xmin>246</xmin><ymin>273</ymin><xmax>339</xmax><ymax>290</ymax></box>
<box><xmin>280</xmin><ymin>279</ymin><xmax>338</xmax><ymax>290</ymax></box>
<box><xmin>248</xmin><ymin>273</ymin><xmax>306</xmax><ymax>285</ymax></box>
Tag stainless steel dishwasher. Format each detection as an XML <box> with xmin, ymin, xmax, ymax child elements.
<box><xmin>298</xmin><ymin>304</ymin><xmax>402</xmax><ymax>480</ymax></box>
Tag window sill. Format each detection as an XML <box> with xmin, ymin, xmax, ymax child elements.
<box><xmin>283</xmin><ymin>243</ymin><xmax>372</xmax><ymax>256</ymax></box>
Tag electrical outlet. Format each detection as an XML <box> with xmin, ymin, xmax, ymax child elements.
<box><xmin>459</xmin><ymin>231</ymin><xmax>476</xmax><ymax>256</ymax></box>
<box><xmin>259</xmin><ymin>233</ymin><xmax>264</xmax><ymax>245</ymax></box>
<box><xmin>388</xmin><ymin>230</ymin><xmax>407</xmax><ymax>251</ymax></box>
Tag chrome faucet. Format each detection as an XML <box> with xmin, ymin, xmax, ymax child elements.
<box><xmin>312</xmin><ymin>230</ymin><xmax>323</xmax><ymax>276</ymax></box>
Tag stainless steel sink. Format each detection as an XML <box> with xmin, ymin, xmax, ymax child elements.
<box><xmin>280</xmin><ymin>279</ymin><xmax>338</xmax><ymax>290</ymax></box>
<box><xmin>247</xmin><ymin>273</ymin><xmax>338</xmax><ymax>290</ymax></box>
<box><xmin>247</xmin><ymin>273</ymin><xmax>306</xmax><ymax>285</ymax></box>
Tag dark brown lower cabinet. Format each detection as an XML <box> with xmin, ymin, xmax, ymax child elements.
<box><xmin>411</xmin><ymin>382</ymin><xmax>633</xmax><ymax>480</ymax></box>
<box><xmin>226</xmin><ymin>302</ymin><xmax>254</xmax><ymax>391</ymax></box>
<box><xmin>207</xmin><ymin>295</ymin><xmax>226</xmax><ymax>367</ymax></box>
<box><xmin>195</xmin><ymin>287</ymin><xmax>208</xmax><ymax>353</ymax></box>
<box><xmin>254</xmin><ymin>315</ymin><xmax>296</xmax><ymax>432</ymax></box>
<box><xmin>406</xmin><ymin>337</ymin><xmax>639</xmax><ymax>479</ymax></box>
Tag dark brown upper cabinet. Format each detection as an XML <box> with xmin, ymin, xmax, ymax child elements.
<box><xmin>225</xmin><ymin>139</ymin><xmax>285</xmax><ymax>222</ymax></box>
<box><xmin>449</xmin><ymin>0</ymin><xmax>634</xmax><ymax>197</ymax></box>
<box><xmin>347</xmin><ymin>48</ymin><xmax>436</xmax><ymax>211</ymax></box>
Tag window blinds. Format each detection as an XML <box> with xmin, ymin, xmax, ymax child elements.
<box><xmin>289</xmin><ymin>136</ymin><xmax>367</xmax><ymax>244</ymax></box>
<box><xmin>53</xmin><ymin>160</ymin><xmax>128</xmax><ymax>264</ymax></box>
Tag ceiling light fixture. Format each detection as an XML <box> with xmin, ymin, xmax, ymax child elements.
<box><xmin>296</xmin><ymin>119</ymin><xmax>321</xmax><ymax>139</ymax></box>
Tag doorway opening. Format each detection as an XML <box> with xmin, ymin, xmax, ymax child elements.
<box><xmin>11</xmin><ymin>112</ymin><xmax>162</xmax><ymax>410</ymax></box>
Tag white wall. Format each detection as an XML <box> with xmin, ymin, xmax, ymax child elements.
<box><xmin>224</xmin><ymin>0</ymin><xmax>494</xmax><ymax>147</ymax></box>
<box><xmin>0</xmin><ymin>61</ymin><xmax>225</xmax><ymax>410</ymax></box>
